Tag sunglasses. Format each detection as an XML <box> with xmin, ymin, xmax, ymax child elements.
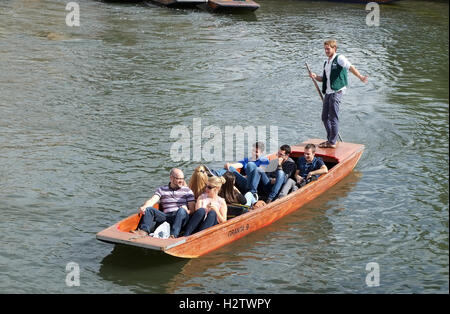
<box><xmin>206</xmin><ymin>185</ymin><xmax>217</xmax><ymax>190</ymax></box>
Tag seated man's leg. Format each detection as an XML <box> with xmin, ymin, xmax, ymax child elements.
<box><xmin>245</xmin><ymin>163</ymin><xmax>263</xmax><ymax>194</ymax></box>
<box><xmin>228</xmin><ymin>166</ymin><xmax>248</xmax><ymax>193</ymax></box>
<box><xmin>138</xmin><ymin>207</ymin><xmax>167</xmax><ymax>234</ymax></box>
<box><xmin>278</xmin><ymin>178</ymin><xmax>296</xmax><ymax>199</ymax></box>
<box><xmin>267</xmin><ymin>170</ymin><xmax>287</xmax><ymax>202</ymax></box>
<box><xmin>211</xmin><ymin>168</ymin><xmax>227</xmax><ymax>177</ymax></box>
<box><xmin>168</xmin><ymin>207</ymin><xmax>190</xmax><ymax>238</ymax></box>
<box><xmin>183</xmin><ymin>208</ymin><xmax>206</xmax><ymax>236</ymax></box>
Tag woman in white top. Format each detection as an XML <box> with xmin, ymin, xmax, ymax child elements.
<box><xmin>183</xmin><ymin>176</ymin><xmax>227</xmax><ymax>236</ymax></box>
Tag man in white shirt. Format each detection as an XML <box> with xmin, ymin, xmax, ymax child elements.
<box><xmin>309</xmin><ymin>39</ymin><xmax>368</xmax><ymax>148</ymax></box>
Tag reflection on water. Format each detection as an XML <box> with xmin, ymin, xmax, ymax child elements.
<box><xmin>99</xmin><ymin>245</ymin><xmax>188</xmax><ymax>293</ymax></box>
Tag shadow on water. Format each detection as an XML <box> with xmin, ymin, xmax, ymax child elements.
<box><xmin>99</xmin><ymin>245</ymin><xmax>189</xmax><ymax>293</ymax></box>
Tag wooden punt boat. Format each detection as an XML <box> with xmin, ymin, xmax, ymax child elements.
<box><xmin>205</xmin><ymin>0</ymin><xmax>260</xmax><ymax>12</ymax></box>
<box><xmin>96</xmin><ymin>138</ymin><xmax>364</xmax><ymax>258</ymax></box>
<box><xmin>315</xmin><ymin>0</ymin><xmax>399</xmax><ymax>3</ymax></box>
<box><xmin>145</xmin><ymin>0</ymin><xmax>208</xmax><ymax>9</ymax></box>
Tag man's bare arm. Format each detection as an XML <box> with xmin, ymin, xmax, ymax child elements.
<box><xmin>139</xmin><ymin>195</ymin><xmax>160</xmax><ymax>214</ymax></box>
<box><xmin>309</xmin><ymin>72</ymin><xmax>323</xmax><ymax>82</ymax></box>
<box><xmin>349</xmin><ymin>65</ymin><xmax>368</xmax><ymax>83</ymax></box>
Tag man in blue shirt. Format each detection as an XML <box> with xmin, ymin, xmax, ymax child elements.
<box><xmin>278</xmin><ymin>144</ymin><xmax>329</xmax><ymax>199</ymax></box>
<box><xmin>224</xmin><ymin>141</ymin><xmax>269</xmax><ymax>192</ymax></box>
<box><xmin>209</xmin><ymin>142</ymin><xmax>269</xmax><ymax>204</ymax></box>
<box><xmin>223</xmin><ymin>141</ymin><xmax>269</xmax><ymax>172</ymax></box>
<box><xmin>295</xmin><ymin>143</ymin><xmax>328</xmax><ymax>184</ymax></box>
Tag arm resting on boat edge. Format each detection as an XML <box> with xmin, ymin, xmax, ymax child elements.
<box><xmin>139</xmin><ymin>195</ymin><xmax>160</xmax><ymax>214</ymax></box>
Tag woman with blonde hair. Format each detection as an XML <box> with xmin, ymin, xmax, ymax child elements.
<box><xmin>184</xmin><ymin>176</ymin><xmax>228</xmax><ymax>236</ymax></box>
<box><xmin>188</xmin><ymin>165</ymin><xmax>209</xmax><ymax>199</ymax></box>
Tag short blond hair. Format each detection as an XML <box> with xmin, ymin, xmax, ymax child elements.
<box><xmin>324</xmin><ymin>39</ymin><xmax>338</xmax><ymax>49</ymax></box>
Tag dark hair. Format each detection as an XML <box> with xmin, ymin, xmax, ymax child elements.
<box><xmin>219</xmin><ymin>171</ymin><xmax>242</xmax><ymax>204</ymax></box>
<box><xmin>253</xmin><ymin>141</ymin><xmax>265</xmax><ymax>152</ymax></box>
<box><xmin>280</xmin><ymin>144</ymin><xmax>291</xmax><ymax>155</ymax></box>
<box><xmin>304</xmin><ymin>143</ymin><xmax>316</xmax><ymax>153</ymax></box>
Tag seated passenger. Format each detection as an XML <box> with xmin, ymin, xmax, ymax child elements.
<box><xmin>245</xmin><ymin>144</ymin><xmax>296</xmax><ymax>203</ymax></box>
<box><xmin>279</xmin><ymin>143</ymin><xmax>328</xmax><ymax>197</ymax></box>
<box><xmin>133</xmin><ymin>168</ymin><xmax>195</xmax><ymax>238</ymax></box>
<box><xmin>209</xmin><ymin>141</ymin><xmax>269</xmax><ymax>193</ymax></box>
<box><xmin>218</xmin><ymin>171</ymin><xmax>247</xmax><ymax>205</ymax></box>
<box><xmin>296</xmin><ymin>143</ymin><xmax>328</xmax><ymax>183</ymax></box>
<box><xmin>188</xmin><ymin>165</ymin><xmax>209</xmax><ymax>199</ymax></box>
<box><xmin>183</xmin><ymin>176</ymin><xmax>228</xmax><ymax>236</ymax></box>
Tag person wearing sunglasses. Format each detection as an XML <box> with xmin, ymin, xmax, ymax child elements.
<box><xmin>133</xmin><ymin>168</ymin><xmax>195</xmax><ymax>238</ymax></box>
<box><xmin>183</xmin><ymin>176</ymin><xmax>228</xmax><ymax>236</ymax></box>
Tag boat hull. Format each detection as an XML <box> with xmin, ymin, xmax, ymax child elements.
<box><xmin>309</xmin><ymin>0</ymin><xmax>399</xmax><ymax>3</ymax></box>
<box><xmin>97</xmin><ymin>139</ymin><xmax>364</xmax><ymax>258</ymax></box>
<box><xmin>145</xmin><ymin>0</ymin><xmax>207</xmax><ymax>9</ymax></box>
<box><xmin>206</xmin><ymin>0</ymin><xmax>260</xmax><ymax>12</ymax></box>
<box><xmin>316</xmin><ymin>0</ymin><xmax>400</xmax><ymax>4</ymax></box>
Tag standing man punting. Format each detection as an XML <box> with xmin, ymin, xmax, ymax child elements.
<box><xmin>309</xmin><ymin>39</ymin><xmax>368</xmax><ymax>148</ymax></box>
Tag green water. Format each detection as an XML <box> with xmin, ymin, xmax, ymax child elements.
<box><xmin>0</xmin><ymin>0</ymin><xmax>448</xmax><ymax>293</ymax></box>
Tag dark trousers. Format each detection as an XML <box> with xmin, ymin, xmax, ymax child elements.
<box><xmin>246</xmin><ymin>162</ymin><xmax>286</xmax><ymax>200</ymax></box>
<box><xmin>138</xmin><ymin>207</ymin><xmax>189</xmax><ymax>237</ymax></box>
<box><xmin>322</xmin><ymin>91</ymin><xmax>343</xmax><ymax>145</ymax></box>
<box><xmin>183</xmin><ymin>208</ymin><xmax>218</xmax><ymax>236</ymax></box>
<box><xmin>212</xmin><ymin>166</ymin><xmax>248</xmax><ymax>194</ymax></box>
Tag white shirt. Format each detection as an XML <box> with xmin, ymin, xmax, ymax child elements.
<box><xmin>324</xmin><ymin>54</ymin><xmax>352</xmax><ymax>94</ymax></box>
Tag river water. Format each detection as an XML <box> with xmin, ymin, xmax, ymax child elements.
<box><xmin>0</xmin><ymin>0</ymin><xmax>448</xmax><ymax>293</ymax></box>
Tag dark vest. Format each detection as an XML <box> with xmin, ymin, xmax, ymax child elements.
<box><xmin>322</xmin><ymin>54</ymin><xmax>348</xmax><ymax>94</ymax></box>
